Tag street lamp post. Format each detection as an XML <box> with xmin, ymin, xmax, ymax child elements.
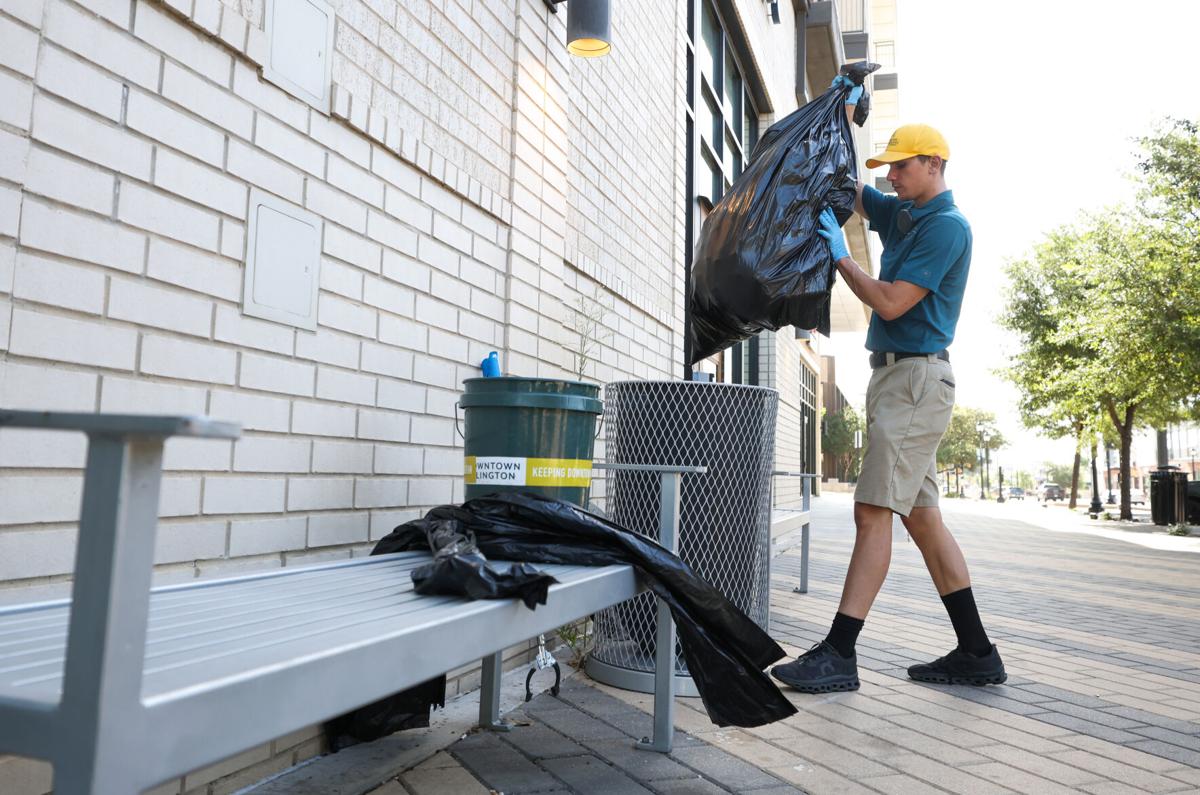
<box><xmin>1105</xmin><ymin>443</ymin><xmax>1115</xmax><ymax>504</ymax></box>
<box><xmin>1089</xmin><ymin>442</ymin><xmax>1103</xmax><ymax>516</ymax></box>
<box><xmin>984</xmin><ymin>444</ymin><xmax>991</xmax><ymax>499</ymax></box>
<box><xmin>978</xmin><ymin>433</ymin><xmax>985</xmax><ymax>500</ymax></box>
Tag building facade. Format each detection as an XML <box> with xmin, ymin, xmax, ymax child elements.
<box><xmin>0</xmin><ymin>0</ymin><xmax>882</xmax><ymax>789</ymax></box>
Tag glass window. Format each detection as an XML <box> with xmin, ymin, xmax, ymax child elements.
<box><xmin>875</xmin><ymin>41</ymin><xmax>895</xmax><ymax>67</ymax></box>
<box><xmin>723</xmin><ymin>47</ymin><xmax>742</xmax><ymax>125</ymax></box>
<box><xmin>743</xmin><ymin>96</ymin><xmax>758</xmax><ymax>160</ymax></box>
<box><xmin>705</xmin><ymin>89</ymin><xmax>722</xmax><ymax>153</ymax></box>
<box><xmin>725</xmin><ymin>128</ymin><xmax>741</xmax><ymax>179</ymax></box>
<box><xmin>701</xmin><ymin>148</ymin><xmax>721</xmax><ymax>203</ymax></box>
<box><xmin>700</xmin><ymin>2</ymin><xmax>720</xmax><ymax>89</ymax></box>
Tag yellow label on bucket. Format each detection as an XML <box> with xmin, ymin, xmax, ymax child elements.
<box><xmin>465</xmin><ymin>456</ymin><xmax>592</xmax><ymax>487</ymax></box>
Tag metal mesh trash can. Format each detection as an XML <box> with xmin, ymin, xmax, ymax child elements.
<box><xmin>586</xmin><ymin>381</ymin><xmax>778</xmax><ymax>696</ymax></box>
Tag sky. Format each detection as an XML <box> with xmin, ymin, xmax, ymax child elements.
<box><xmin>825</xmin><ymin>0</ymin><xmax>1200</xmax><ymax>477</ymax></box>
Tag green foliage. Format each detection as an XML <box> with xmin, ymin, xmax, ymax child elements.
<box><xmin>1042</xmin><ymin>462</ymin><xmax>1076</xmax><ymax>487</ymax></box>
<box><xmin>1001</xmin><ymin>118</ymin><xmax>1200</xmax><ymax>519</ymax></box>
<box><xmin>555</xmin><ymin>619</ymin><xmax>592</xmax><ymax>667</ymax></box>
<box><xmin>937</xmin><ymin>406</ymin><xmax>1004</xmax><ymax>472</ymax></box>
<box><xmin>1136</xmin><ymin>118</ymin><xmax>1200</xmax><ymax>260</ymax></box>
<box><xmin>821</xmin><ymin>405</ymin><xmax>864</xmax><ymax>481</ymax></box>
<box><xmin>1168</xmin><ymin>524</ymin><xmax>1192</xmax><ymax>537</ymax></box>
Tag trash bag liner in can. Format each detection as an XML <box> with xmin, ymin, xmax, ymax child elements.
<box><xmin>588</xmin><ymin>381</ymin><xmax>778</xmax><ymax>696</ymax></box>
<box><xmin>689</xmin><ymin>60</ymin><xmax>880</xmax><ymax>362</ymax></box>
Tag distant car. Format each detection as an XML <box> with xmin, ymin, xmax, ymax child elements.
<box><xmin>1006</xmin><ymin>487</ymin><xmax>1025</xmax><ymax>500</ymax></box>
<box><xmin>1127</xmin><ymin>487</ymin><xmax>1146</xmax><ymax>506</ymax></box>
<box><xmin>1040</xmin><ymin>483</ymin><xmax>1064</xmax><ymax>501</ymax></box>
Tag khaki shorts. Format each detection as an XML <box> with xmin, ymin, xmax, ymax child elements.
<box><xmin>854</xmin><ymin>355</ymin><xmax>955</xmax><ymax>516</ymax></box>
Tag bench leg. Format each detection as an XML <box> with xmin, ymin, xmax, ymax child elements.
<box><xmin>796</xmin><ymin>477</ymin><xmax>811</xmax><ymax>594</ymax></box>
<box><xmin>635</xmin><ymin>596</ymin><xmax>676</xmax><ymax>753</ymax></box>
<box><xmin>479</xmin><ymin>652</ymin><xmax>511</xmax><ymax>731</ymax></box>
<box><xmin>636</xmin><ymin>471</ymin><xmax>681</xmax><ymax>754</ymax></box>
<box><xmin>798</xmin><ymin>522</ymin><xmax>810</xmax><ymax>594</ymax></box>
<box><xmin>56</xmin><ymin>434</ymin><xmax>166</xmax><ymax>794</ymax></box>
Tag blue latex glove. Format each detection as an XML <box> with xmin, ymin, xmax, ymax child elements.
<box><xmin>829</xmin><ymin>74</ymin><xmax>863</xmax><ymax>105</ymax></box>
<box><xmin>817</xmin><ymin>208</ymin><xmax>850</xmax><ymax>261</ymax></box>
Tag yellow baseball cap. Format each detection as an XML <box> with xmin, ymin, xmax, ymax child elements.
<box><xmin>865</xmin><ymin>124</ymin><xmax>950</xmax><ymax>169</ymax></box>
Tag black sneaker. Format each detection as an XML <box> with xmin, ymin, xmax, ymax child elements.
<box><xmin>770</xmin><ymin>642</ymin><xmax>860</xmax><ymax>693</ymax></box>
<box><xmin>908</xmin><ymin>644</ymin><xmax>1007</xmax><ymax>685</ymax></box>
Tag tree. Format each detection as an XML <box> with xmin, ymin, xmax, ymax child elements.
<box><xmin>1074</xmin><ymin>215</ymin><xmax>1199</xmax><ymax>518</ymax></box>
<box><xmin>1003</xmin><ymin>211</ymin><xmax>1199</xmax><ymax>519</ymax></box>
<box><xmin>1043</xmin><ymin>461</ymin><xmax>1076</xmax><ymax>488</ymax></box>
<box><xmin>1001</xmin><ymin>226</ymin><xmax>1096</xmax><ymax>508</ymax></box>
<box><xmin>937</xmin><ymin>406</ymin><xmax>1002</xmax><ymax>497</ymax></box>
<box><xmin>1134</xmin><ymin>118</ymin><xmax>1200</xmax><ymax>420</ymax></box>
<box><xmin>821</xmin><ymin>406</ymin><xmax>863</xmax><ymax>481</ymax></box>
<box><xmin>1002</xmin><ymin>120</ymin><xmax>1200</xmax><ymax>518</ymax></box>
<box><xmin>1136</xmin><ymin>118</ymin><xmax>1200</xmax><ymax>263</ymax></box>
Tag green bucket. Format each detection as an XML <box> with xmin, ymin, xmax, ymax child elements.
<box><xmin>459</xmin><ymin>377</ymin><xmax>603</xmax><ymax>507</ymax></box>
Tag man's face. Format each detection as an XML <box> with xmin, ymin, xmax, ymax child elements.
<box><xmin>885</xmin><ymin>156</ymin><xmax>938</xmax><ymax>200</ymax></box>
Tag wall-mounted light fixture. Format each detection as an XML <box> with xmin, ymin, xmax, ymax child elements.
<box><xmin>543</xmin><ymin>0</ymin><xmax>611</xmax><ymax>57</ymax></box>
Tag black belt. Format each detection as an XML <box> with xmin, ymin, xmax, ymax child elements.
<box><xmin>869</xmin><ymin>350</ymin><xmax>949</xmax><ymax>369</ymax></box>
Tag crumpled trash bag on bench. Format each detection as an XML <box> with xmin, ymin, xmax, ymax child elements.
<box><xmin>411</xmin><ymin>520</ymin><xmax>559</xmax><ymax>609</ymax></box>
<box><xmin>373</xmin><ymin>492</ymin><xmax>798</xmax><ymax>729</ymax></box>
<box><xmin>689</xmin><ymin>60</ymin><xmax>880</xmax><ymax>362</ymax></box>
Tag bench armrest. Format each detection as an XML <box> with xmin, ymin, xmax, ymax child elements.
<box><xmin>0</xmin><ymin>410</ymin><xmax>241</xmax><ymax>439</ymax></box>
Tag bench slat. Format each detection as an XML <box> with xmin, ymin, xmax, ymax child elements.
<box><xmin>0</xmin><ymin>553</ymin><xmax>630</xmax><ymax>704</ymax></box>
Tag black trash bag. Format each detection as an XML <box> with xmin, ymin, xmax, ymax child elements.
<box><xmin>374</xmin><ymin>492</ymin><xmax>798</xmax><ymax>729</ymax></box>
<box><xmin>411</xmin><ymin>519</ymin><xmax>559</xmax><ymax>609</ymax></box>
<box><xmin>689</xmin><ymin>60</ymin><xmax>881</xmax><ymax>363</ymax></box>
<box><xmin>323</xmin><ymin>675</ymin><xmax>446</xmax><ymax>752</ymax></box>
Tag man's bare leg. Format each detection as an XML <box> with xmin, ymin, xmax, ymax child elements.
<box><xmin>837</xmin><ymin>502</ymin><xmax>896</xmax><ymax>618</ymax></box>
<box><xmin>899</xmin><ymin>506</ymin><xmax>1005</xmax><ymax>684</ymax></box>
<box><xmin>899</xmin><ymin>505</ymin><xmax>970</xmax><ymax>595</ymax></box>
<box><xmin>770</xmin><ymin>501</ymin><xmax>894</xmax><ymax>692</ymax></box>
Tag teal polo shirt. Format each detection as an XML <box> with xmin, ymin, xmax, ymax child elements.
<box><xmin>861</xmin><ymin>186</ymin><xmax>972</xmax><ymax>354</ymax></box>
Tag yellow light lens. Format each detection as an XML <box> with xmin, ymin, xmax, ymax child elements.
<box><xmin>567</xmin><ymin>37</ymin><xmax>610</xmax><ymax>57</ymax></box>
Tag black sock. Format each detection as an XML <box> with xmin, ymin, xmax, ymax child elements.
<box><xmin>823</xmin><ymin>612</ymin><xmax>864</xmax><ymax>658</ymax></box>
<box><xmin>941</xmin><ymin>587</ymin><xmax>992</xmax><ymax>656</ymax></box>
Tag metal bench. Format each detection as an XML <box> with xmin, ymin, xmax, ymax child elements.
<box><xmin>0</xmin><ymin>411</ymin><xmax>699</xmax><ymax>794</ymax></box>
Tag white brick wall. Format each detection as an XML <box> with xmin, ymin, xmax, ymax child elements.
<box><xmin>0</xmin><ymin>0</ymin><xmax>780</xmax><ymax>681</ymax></box>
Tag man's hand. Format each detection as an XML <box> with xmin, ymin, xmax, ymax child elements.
<box><xmin>829</xmin><ymin>75</ymin><xmax>863</xmax><ymax>105</ymax></box>
<box><xmin>817</xmin><ymin>208</ymin><xmax>851</xmax><ymax>261</ymax></box>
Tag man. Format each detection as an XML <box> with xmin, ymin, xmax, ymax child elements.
<box><xmin>771</xmin><ymin>83</ymin><xmax>1006</xmax><ymax>693</ymax></box>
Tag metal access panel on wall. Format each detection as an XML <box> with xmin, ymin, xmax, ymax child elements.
<box><xmin>243</xmin><ymin>189</ymin><xmax>322</xmax><ymax>330</ymax></box>
<box><xmin>263</xmin><ymin>0</ymin><xmax>334</xmax><ymax>112</ymax></box>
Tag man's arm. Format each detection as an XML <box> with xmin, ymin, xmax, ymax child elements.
<box><xmin>816</xmin><ymin>207</ymin><xmax>928</xmax><ymax>321</ymax></box>
<box><xmin>834</xmin><ymin>257</ymin><xmax>928</xmax><ymax>321</ymax></box>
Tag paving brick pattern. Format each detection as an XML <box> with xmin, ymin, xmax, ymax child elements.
<box><xmin>371</xmin><ymin>496</ymin><xmax>1200</xmax><ymax>793</ymax></box>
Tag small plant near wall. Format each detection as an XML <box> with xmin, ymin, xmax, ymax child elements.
<box><xmin>568</xmin><ymin>285</ymin><xmax>614</xmax><ymax>382</ymax></box>
<box><xmin>1168</xmin><ymin>524</ymin><xmax>1192</xmax><ymax>537</ymax></box>
<box><xmin>556</xmin><ymin>617</ymin><xmax>593</xmax><ymax>667</ymax></box>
